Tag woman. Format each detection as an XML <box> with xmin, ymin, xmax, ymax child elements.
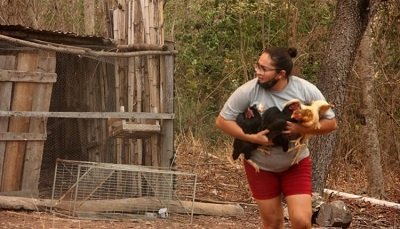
<box><xmin>215</xmin><ymin>47</ymin><xmax>337</xmax><ymax>229</ymax></box>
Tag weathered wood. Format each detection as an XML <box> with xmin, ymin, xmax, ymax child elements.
<box><xmin>0</xmin><ymin>132</ymin><xmax>46</xmax><ymax>141</ymax></box>
<box><xmin>127</xmin><ymin>57</ymin><xmax>136</xmax><ymax>164</ymax></box>
<box><xmin>109</xmin><ymin>120</ymin><xmax>160</xmax><ymax>138</ymax></box>
<box><xmin>0</xmin><ymin>70</ymin><xmax>57</xmax><ymax>83</ymax></box>
<box><xmin>22</xmin><ymin>50</ymin><xmax>56</xmax><ymax>195</ymax></box>
<box><xmin>0</xmin><ymin>195</ymin><xmax>245</xmax><ymax>217</ymax></box>
<box><xmin>114</xmin><ymin>0</ymin><xmax>128</xmax><ymax>165</ymax></box>
<box><xmin>0</xmin><ymin>195</ymin><xmax>53</xmax><ymax>210</ymax></box>
<box><xmin>0</xmin><ymin>34</ymin><xmax>177</xmax><ymax>58</ymax></box>
<box><xmin>1</xmin><ymin>52</ymin><xmax>36</xmax><ymax>192</ymax></box>
<box><xmin>110</xmin><ymin>0</ymin><xmax>171</xmax><ymax>169</ymax></box>
<box><xmin>160</xmin><ymin>42</ymin><xmax>175</xmax><ymax>167</ymax></box>
<box><xmin>0</xmin><ymin>55</ymin><xmax>16</xmax><ymax>189</ymax></box>
<box><xmin>148</xmin><ymin>55</ymin><xmax>160</xmax><ymax>167</ymax></box>
<box><xmin>135</xmin><ymin>56</ymin><xmax>143</xmax><ymax>165</ymax></box>
<box><xmin>117</xmin><ymin>43</ymin><xmax>167</xmax><ymax>51</ymax></box>
<box><xmin>0</xmin><ymin>55</ymin><xmax>17</xmax><ymax>70</ymax></box>
<box><xmin>0</xmin><ymin>111</ymin><xmax>174</xmax><ymax>119</ymax></box>
<box><xmin>143</xmin><ymin>0</ymin><xmax>150</xmax><ymax>43</ymax></box>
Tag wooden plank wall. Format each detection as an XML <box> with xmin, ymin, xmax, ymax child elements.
<box><xmin>0</xmin><ymin>50</ymin><xmax>56</xmax><ymax>194</ymax></box>
<box><xmin>112</xmin><ymin>0</ymin><xmax>171</xmax><ymax>168</ymax></box>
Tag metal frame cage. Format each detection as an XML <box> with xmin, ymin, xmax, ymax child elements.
<box><xmin>50</xmin><ymin>159</ymin><xmax>197</xmax><ymax>223</ymax></box>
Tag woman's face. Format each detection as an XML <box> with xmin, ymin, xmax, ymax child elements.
<box><xmin>255</xmin><ymin>53</ymin><xmax>280</xmax><ymax>89</ymax></box>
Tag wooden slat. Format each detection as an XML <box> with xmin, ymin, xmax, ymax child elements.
<box><xmin>1</xmin><ymin>52</ymin><xmax>37</xmax><ymax>192</ymax></box>
<box><xmin>22</xmin><ymin>50</ymin><xmax>56</xmax><ymax>195</ymax></box>
<box><xmin>0</xmin><ymin>70</ymin><xmax>57</xmax><ymax>83</ymax></box>
<box><xmin>0</xmin><ymin>55</ymin><xmax>16</xmax><ymax>189</ymax></box>
<box><xmin>148</xmin><ymin>54</ymin><xmax>160</xmax><ymax>167</ymax></box>
<box><xmin>0</xmin><ymin>82</ymin><xmax>13</xmax><ymax>189</ymax></box>
<box><xmin>0</xmin><ymin>55</ymin><xmax>17</xmax><ymax>70</ymax></box>
<box><xmin>109</xmin><ymin>120</ymin><xmax>160</xmax><ymax>139</ymax></box>
<box><xmin>135</xmin><ymin>56</ymin><xmax>143</xmax><ymax>166</ymax></box>
<box><xmin>0</xmin><ymin>132</ymin><xmax>46</xmax><ymax>141</ymax></box>
<box><xmin>122</xmin><ymin>122</ymin><xmax>160</xmax><ymax>132</ymax></box>
<box><xmin>0</xmin><ymin>111</ymin><xmax>174</xmax><ymax>119</ymax></box>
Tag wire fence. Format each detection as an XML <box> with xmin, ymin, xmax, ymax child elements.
<box><xmin>51</xmin><ymin>159</ymin><xmax>197</xmax><ymax>223</ymax></box>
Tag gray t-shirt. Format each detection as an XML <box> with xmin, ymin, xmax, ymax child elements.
<box><xmin>220</xmin><ymin>76</ymin><xmax>335</xmax><ymax>172</ymax></box>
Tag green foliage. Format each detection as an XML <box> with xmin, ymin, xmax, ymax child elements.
<box><xmin>165</xmin><ymin>0</ymin><xmax>336</xmax><ymax>139</ymax></box>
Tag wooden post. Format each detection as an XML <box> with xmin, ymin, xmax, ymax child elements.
<box><xmin>133</xmin><ymin>0</ymin><xmax>145</xmax><ymax>166</ymax></box>
<box><xmin>160</xmin><ymin>42</ymin><xmax>174</xmax><ymax>168</ymax></box>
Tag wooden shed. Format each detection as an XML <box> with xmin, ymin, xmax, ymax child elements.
<box><xmin>0</xmin><ymin>22</ymin><xmax>175</xmax><ymax>197</ymax></box>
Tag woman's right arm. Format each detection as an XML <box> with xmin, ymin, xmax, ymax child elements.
<box><xmin>215</xmin><ymin>115</ymin><xmax>271</xmax><ymax>146</ymax></box>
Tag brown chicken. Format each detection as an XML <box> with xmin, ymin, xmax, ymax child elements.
<box><xmin>286</xmin><ymin>99</ymin><xmax>334</xmax><ymax>164</ymax></box>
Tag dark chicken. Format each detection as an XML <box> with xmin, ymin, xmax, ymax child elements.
<box><xmin>261</xmin><ymin>100</ymin><xmax>301</xmax><ymax>152</ymax></box>
<box><xmin>232</xmin><ymin>105</ymin><xmax>262</xmax><ymax>171</ymax></box>
<box><xmin>232</xmin><ymin>101</ymin><xmax>301</xmax><ymax>172</ymax></box>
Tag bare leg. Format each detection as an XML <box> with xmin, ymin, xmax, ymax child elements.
<box><xmin>286</xmin><ymin>194</ymin><xmax>312</xmax><ymax>229</ymax></box>
<box><xmin>255</xmin><ymin>196</ymin><xmax>284</xmax><ymax>229</ymax></box>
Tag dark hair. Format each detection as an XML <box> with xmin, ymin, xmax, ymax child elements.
<box><xmin>263</xmin><ymin>47</ymin><xmax>297</xmax><ymax>77</ymax></box>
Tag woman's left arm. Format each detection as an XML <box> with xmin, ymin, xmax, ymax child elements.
<box><xmin>285</xmin><ymin>118</ymin><xmax>338</xmax><ymax>136</ymax></box>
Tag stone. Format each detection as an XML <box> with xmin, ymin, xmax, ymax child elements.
<box><xmin>315</xmin><ymin>200</ymin><xmax>352</xmax><ymax>228</ymax></box>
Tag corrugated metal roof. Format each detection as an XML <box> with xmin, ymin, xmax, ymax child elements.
<box><xmin>0</xmin><ymin>24</ymin><xmax>115</xmax><ymax>47</ymax></box>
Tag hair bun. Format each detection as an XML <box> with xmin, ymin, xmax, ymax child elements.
<box><xmin>288</xmin><ymin>47</ymin><xmax>298</xmax><ymax>58</ymax></box>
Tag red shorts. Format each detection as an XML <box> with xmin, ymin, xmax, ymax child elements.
<box><xmin>244</xmin><ymin>157</ymin><xmax>312</xmax><ymax>200</ymax></box>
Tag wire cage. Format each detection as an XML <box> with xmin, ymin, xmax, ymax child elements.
<box><xmin>50</xmin><ymin>159</ymin><xmax>197</xmax><ymax>223</ymax></box>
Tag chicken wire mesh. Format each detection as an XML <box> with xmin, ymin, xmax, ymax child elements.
<box><xmin>50</xmin><ymin>159</ymin><xmax>197</xmax><ymax>223</ymax></box>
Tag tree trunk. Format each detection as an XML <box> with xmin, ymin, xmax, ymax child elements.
<box><xmin>311</xmin><ymin>0</ymin><xmax>371</xmax><ymax>193</ymax></box>
<box><xmin>356</xmin><ymin>2</ymin><xmax>385</xmax><ymax>198</ymax></box>
<box><xmin>84</xmin><ymin>0</ymin><xmax>96</xmax><ymax>35</ymax></box>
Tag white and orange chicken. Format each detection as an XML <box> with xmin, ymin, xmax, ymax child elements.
<box><xmin>286</xmin><ymin>99</ymin><xmax>334</xmax><ymax>164</ymax></box>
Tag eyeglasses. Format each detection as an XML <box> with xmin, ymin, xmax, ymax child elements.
<box><xmin>254</xmin><ymin>63</ymin><xmax>277</xmax><ymax>75</ymax></box>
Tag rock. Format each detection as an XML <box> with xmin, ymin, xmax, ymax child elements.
<box><xmin>315</xmin><ymin>200</ymin><xmax>352</xmax><ymax>228</ymax></box>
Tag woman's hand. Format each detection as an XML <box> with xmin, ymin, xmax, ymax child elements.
<box><xmin>283</xmin><ymin>121</ymin><xmax>307</xmax><ymax>136</ymax></box>
<box><xmin>248</xmin><ymin>129</ymin><xmax>274</xmax><ymax>146</ymax></box>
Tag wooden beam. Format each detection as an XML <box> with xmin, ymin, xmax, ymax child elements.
<box><xmin>116</xmin><ymin>43</ymin><xmax>167</xmax><ymax>51</ymax></box>
<box><xmin>0</xmin><ymin>111</ymin><xmax>174</xmax><ymax>119</ymax></box>
<box><xmin>0</xmin><ymin>132</ymin><xmax>46</xmax><ymax>141</ymax></box>
<box><xmin>0</xmin><ymin>70</ymin><xmax>57</xmax><ymax>83</ymax></box>
<box><xmin>0</xmin><ymin>34</ymin><xmax>177</xmax><ymax>58</ymax></box>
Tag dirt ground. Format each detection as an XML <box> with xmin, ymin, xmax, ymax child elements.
<box><xmin>1</xmin><ymin>148</ymin><xmax>399</xmax><ymax>228</ymax></box>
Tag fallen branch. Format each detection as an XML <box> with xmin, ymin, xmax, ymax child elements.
<box><xmin>0</xmin><ymin>195</ymin><xmax>244</xmax><ymax>217</ymax></box>
<box><xmin>324</xmin><ymin>189</ymin><xmax>400</xmax><ymax>210</ymax></box>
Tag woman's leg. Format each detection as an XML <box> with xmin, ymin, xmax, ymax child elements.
<box><xmin>286</xmin><ymin>194</ymin><xmax>312</xmax><ymax>229</ymax></box>
<box><xmin>256</xmin><ymin>196</ymin><xmax>284</xmax><ymax>229</ymax></box>
<box><xmin>282</xmin><ymin>157</ymin><xmax>312</xmax><ymax>229</ymax></box>
<box><xmin>244</xmin><ymin>161</ymin><xmax>283</xmax><ymax>228</ymax></box>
